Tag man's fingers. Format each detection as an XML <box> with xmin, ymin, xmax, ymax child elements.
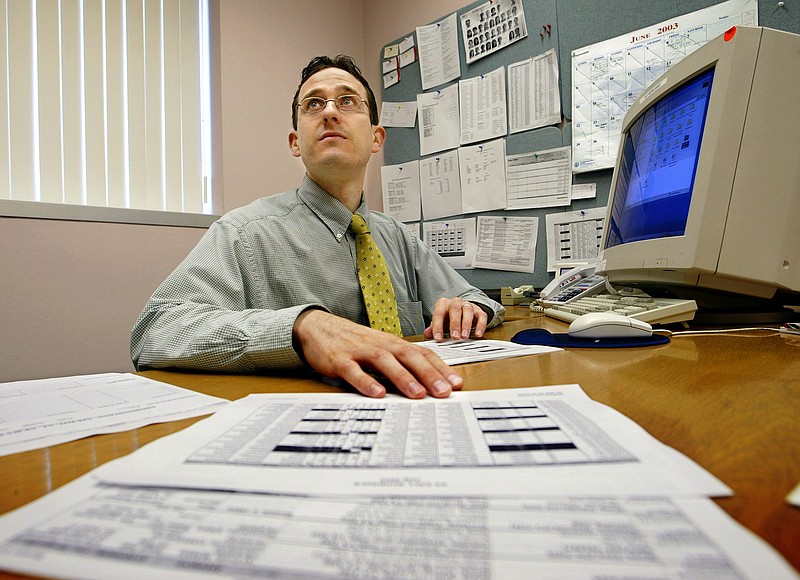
<box><xmin>329</xmin><ymin>342</ymin><xmax>436</xmax><ymax>399</ymax></box>
<box><xmin>339</xmin><ymin>364</ymin><xmax>388</xmax><ymax>398</ymax></box>
<box><xmin>428</xmin><ymin>299</ymin><xmax>450</xmax><ymax>341</ymax></box>
<box><xmin>362</xmin><ymin>345</ymin><xmax>443</xmax><ymax>398</ymax></box>
<box><xmin>472</xmin><ymin>304</ymin><xmax>489</xmax><ymax>338</ymax></box>
<box><xmin>423</xmin><ymin>298</ymin><xmax>490</xmax><ymax>341</ymax></box>
<box><xmin>295</xmin><ymin>309</ymin><xmax>465</xmax><ymax>399</ymax></box>
<box><xmin>393</xmin><ymin>344</ymin><xmax>464</xmax><ymax>397</ymax></box>
<box><xmin>448</xmin><ymin>299</ymin><xmax>465</xmax><ymax>339</ymax></box>
<box><xmin>357</xmin><ymin>343</ymin><xmax>463</xmax><ymax>398</ymax></box>
<box><xmin>458</xmin><ymin>302</ymin><xmax>477</xmax><ymax>339</ymax></box>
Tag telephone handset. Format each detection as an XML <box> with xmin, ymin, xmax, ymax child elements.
<box><xmin>539</xmin><ymin>265</ymin><xmax>606</xmax><ymax>305</ymax></box>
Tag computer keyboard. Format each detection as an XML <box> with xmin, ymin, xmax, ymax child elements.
<box><xmin>537</xmin><ymin>291</ymin><xmax>698</xmax><ymax>325</ymax></box>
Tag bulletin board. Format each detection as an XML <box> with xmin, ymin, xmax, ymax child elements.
<box><xmin>380</xmin><ymin>0</ymin><xmax>800</xmax><ymax>292</ymax></box>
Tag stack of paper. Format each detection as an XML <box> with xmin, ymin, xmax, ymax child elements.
<box><xmin>0</xmin><ymin>384</ymin><xmax>795</xmax><ymax>579</ymax></box>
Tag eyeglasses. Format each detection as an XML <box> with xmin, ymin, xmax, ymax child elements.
<box><xmin>298</xmin><ymin>94</ymin><xmax>366</xmax><ymax>115</ymax></box>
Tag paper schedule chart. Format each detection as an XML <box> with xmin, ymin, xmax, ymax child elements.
<box><xmin>506</xmin><ymin>146</ymin><xmax>572</xmax><ymax>209</ymax></box>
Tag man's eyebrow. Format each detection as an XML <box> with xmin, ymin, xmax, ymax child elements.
<box><xmin>300</xmin><ymin>84</ymin><xmax>363</xmax><ymax>100</ymax></box>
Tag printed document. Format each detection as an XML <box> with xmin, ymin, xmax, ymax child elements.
<box><xmin>420</xmin><ymin>149</ymin><xmax>462</xmax><ymax>219</ymax></box>
<box><xmin>460</xmin><ymin>0</ymin><xmax>529</xmax><ymax>64</ymax></box>
<box><xmin>422</xmin><ymin>217</ymin><xmax>476</xmax><ymax>269</ymax></box>
<box><xmin>545</xmin><ymin>206</ymin><xmax>606</xmax><ymax>271</ymax></box>
<box><xmin>788</xmin><ymin>481</ymin><xmax>800</xmax><ymax>506</ymax></box>
<box><xmin>459</xmin><ymin>66</ymin><xmax>507</xmax><ymax>145</ymax></box>
<box><xmin>473</xmin><ymin>215</ymin><xmax>538</xmax><ymax>273</ymax></box>
<box><xmin>417</xmin><ymin>339</ymin><xmax>558</xmax><ymax>365</ymax></box>
<box><xmin>458</xmin><ymin>138</ymin><xmax>507</xmax><ymax>214</ymax></box>
<box><xmin>417</xmin><ymin>83</ymin><xmax>460</xmax><ymax>156</ymax></box>
<box><xmin>508</xmin><ymin>49</ymin><xmax>561</xmax><ymax>133</ymax></box>
<box><xmin>1</xmin><ymin>478</ymin><xmax>794</xmax><ymax>580</ymax></box>
<box><xmin>506</xmin><ymin>146</ymin><xmax>572</xmax><ymax>210</ymax></box>
<box><xmin>380</xmin><ymin>160</ymin><xmax>421</xmax><ymax>222</ymax></box>
<box><xmin>571</xmin><ymin>182</ymin><xmax>597</xmax><ymax>200</ymax></box>
<box><xmin>417</xmin><ymin>12</ymin><xmax>460</xmax><ymax>90</ymax></box>
<box><xmin>379</xmin><ymin>101</ymin><xmax>417</xmax><ymax>127</ymax></box>
<box><xmin>93</xmin><ymin>385</ymin><xmax>729</xmax><ymax>498</ymax></box>
<box><xmin>0</xmin><ymin>373</ymin><xmax>227</xmax><ymax>457</ymax></box>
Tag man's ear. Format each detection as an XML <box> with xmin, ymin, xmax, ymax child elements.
<box><xmin>371</xmin><ymin>125</ymin><xmax>386</xmax><ymax>153</ymax></box>
<box><xmin>288</xmin><ymin>131</ymin><xmax>302</xmax><ymax>158</ymax></box>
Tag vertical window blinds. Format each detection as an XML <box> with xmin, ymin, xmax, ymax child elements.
<box><xmin>0</xmin><ymin>0</ymin><xmax>211</xmax><ymax>214</ymax></box>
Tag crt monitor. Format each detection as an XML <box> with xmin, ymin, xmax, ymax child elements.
<box><xmin>596</xmin><ymin>26</ymin><xmax>800</xmax><ymax>322</ymax></box>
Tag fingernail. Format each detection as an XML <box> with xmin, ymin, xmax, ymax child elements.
<box><xmin>408</xmin><ymin>381</ymin><xmax>425</xmax><ymax>397</ymax></box>
<box><xmin>461</xmin><ymin>329</ymin><xmax>470</xmax><ymax>339</ymax></box>
<box><xmin>431</xmin><ymin>380</ymin><xmax>450</xmax><ymax>396</ymax></box>
<box><xmin>435</xmin><ymin>332</ymin><xmax>443</xmax><ymax>341</ymax></box>
<box><xmin>448</xmin><ymin>374</ymin><xmax>463</xmax><ymax>387</ymax></box>
<box><xmin>366</xmin><ymin>383</ymin><xmax>385</xmax><ymax>397</ymax></box>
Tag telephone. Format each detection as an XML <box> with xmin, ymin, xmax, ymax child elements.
<box><xmin>539</xmin><ymin>265</ymin><xmax>607</xmax><ymax>305</ymax></box>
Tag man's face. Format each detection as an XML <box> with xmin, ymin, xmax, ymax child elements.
<box><xmin>288</xmin><ymin>67</ymin><xmax>384</xmax><ymax>179</ymax></box>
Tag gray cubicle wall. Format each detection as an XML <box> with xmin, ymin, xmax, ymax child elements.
<box><xmin>381</xmin><ymin>0</ymin><xmax>800</xmax><ymax>292</ymax></box>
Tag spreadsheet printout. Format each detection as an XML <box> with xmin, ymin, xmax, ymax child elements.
<box><xmin>506</xmin><ymin>146</ymin><xmax>572</xmax><ymax>210</ymax></box>
<box><xmin>473</xmin><ymin>215</ymin><xmax>538</xmax><ymax>273</ymax></box>
<box><xmin>544</xmin><ymin>206</ymin><xmax>606</xmax><ymax>271</ymax></box>
<box><xmin>0</xmin><ymin>475</ymin><xmax>794</xmax><ymax>580</ymax></box>
<box><xmin>93</xmin><ymin>385</ymin><xmax>729</xmax><ymax>497</ymax></box>
<box><xmin>417</xmin><ymin>339</ymin><xmax>558</xmax><ymax>365</ymax></box>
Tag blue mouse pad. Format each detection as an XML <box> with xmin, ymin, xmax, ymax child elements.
<box><xmin>511</xmin><ymin>328</ymin><xmax>670</xmax><ymax>348</ymax></box>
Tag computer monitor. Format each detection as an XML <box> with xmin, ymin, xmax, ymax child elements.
<box><xmin>596</xmin><ymin>26</ymin><xmax>800</xmax><ymax>322</ymax></box>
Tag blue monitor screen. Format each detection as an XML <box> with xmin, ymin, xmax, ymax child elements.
<box><xmin>605</xmin><ymin>67</ymin><xmax>714</xmax><ymax>248</ymax></box>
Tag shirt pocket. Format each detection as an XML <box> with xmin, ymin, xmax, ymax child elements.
<box><xmin>397</xmin><ymin>301</ymin><xmax>424</xmax><ymax>336</ymax></box>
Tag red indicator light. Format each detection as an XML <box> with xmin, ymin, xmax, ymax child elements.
<box><xmin>724</xmin><ymin>26</ymin><xmax>737</xmax><ymax>42</ymax></box>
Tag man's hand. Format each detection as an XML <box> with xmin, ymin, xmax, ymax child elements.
<box><xmin>293</xmin><ymin>309</ymin><xmax>464</xmax><ymax>399</ymax></box>
<box><xmin>423</xmin><ymin>297</ymin><xmax>488</xmax><ymax>342</ymax></box>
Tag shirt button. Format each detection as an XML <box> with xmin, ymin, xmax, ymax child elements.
<box><xmin>336</xmin><ymin>232</ymin><xmax>343</xmax><ymax>240</ymax></box>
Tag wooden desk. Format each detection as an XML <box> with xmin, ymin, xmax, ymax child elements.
<box><xmin>1</xmin><ymin>308</ymin><xmax>799</xmax><ymax>576</ymax></box>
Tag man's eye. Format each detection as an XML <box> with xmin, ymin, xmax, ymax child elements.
<box><xmin>339</xmin><ymin>96</ymin><xmax>355</xmax><ymax>106</ymax></box>
<box><xmin>306</xmin><ymin>98</ymin><xmax>324</xmax><ymax>110</ymax></box>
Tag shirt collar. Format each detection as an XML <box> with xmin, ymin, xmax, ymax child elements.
<box><xmin>297</xmin><ymin>174</ymin><xmax>369</xmax><ymax>243</ymax></box>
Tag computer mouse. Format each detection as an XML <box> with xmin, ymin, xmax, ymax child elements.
<box><xmin>567</xmin><ymin>312</ymin><xmax>653</xmax><ymax>339</ymax></box>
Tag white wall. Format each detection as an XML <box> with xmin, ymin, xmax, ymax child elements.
<box><xmin>219</xmin><ymin>0</ymin><xmax>365</xmax><ymax>212</ymax></box>
<box><xmin>0</xmin><ymin>0</ymin><xmax>472</xmax><ymax>382</ymax></box>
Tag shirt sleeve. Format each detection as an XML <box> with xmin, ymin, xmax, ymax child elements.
<box><xmin>130</xmin><ymin>220</ymin><xmax>327</xmax><ymax>372</ymax></box>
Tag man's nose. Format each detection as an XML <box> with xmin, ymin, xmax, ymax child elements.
<box><xmin>322</xmin><ymin>99</ymin><xmax>339</xmax><ymax>121</ymax></box>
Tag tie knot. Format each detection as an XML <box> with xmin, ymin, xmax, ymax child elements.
<box><xmin>350</xmin><ymin>214</ymin><xmax>370</xmax><ymax>236</ymax></box>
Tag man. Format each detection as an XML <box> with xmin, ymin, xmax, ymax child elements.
<box><xmin>131</xmin><ymin>55</ymin><xmax>505</xmax><ymax>399</ymax></box>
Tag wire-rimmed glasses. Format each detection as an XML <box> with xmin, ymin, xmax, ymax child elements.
<box><xmin>298</xmin><ymin>94</ymin><xmax>366</xmax><ymax>115</ymax></box>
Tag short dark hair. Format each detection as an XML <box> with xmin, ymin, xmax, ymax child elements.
<box><xmin>291</xmin><ymin>55</ymin><xmax>379</xmax><ymax>130</ymax></box>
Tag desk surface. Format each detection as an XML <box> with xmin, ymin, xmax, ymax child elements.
<box><xmin>1</xmin><ymin>309</ymin><xmax>799</xmax><ymax>576</ymax></box>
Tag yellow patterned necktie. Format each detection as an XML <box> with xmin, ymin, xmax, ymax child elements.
<box><xmin>350</xmin><ymin>214</ymin><xmax>403</xmax><ymax>337</ymax></box>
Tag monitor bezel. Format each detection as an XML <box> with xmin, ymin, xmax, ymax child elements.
<box><xmin>597</xmin><ymin>28</ymin><xmax>763</xmax><ymax>290</ymax></box>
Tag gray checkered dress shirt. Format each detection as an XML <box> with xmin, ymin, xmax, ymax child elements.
<box><xmin>131</xmin><ymin>175</ymin><xmax>505</xmax><ymax>372</ymax></box>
